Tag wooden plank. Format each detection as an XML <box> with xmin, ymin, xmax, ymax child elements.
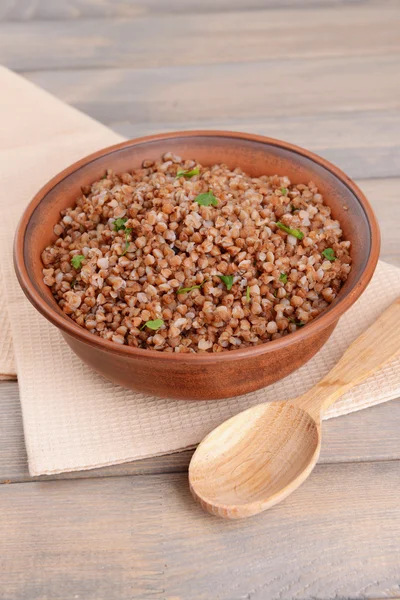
<box><xmin>113</xmin><ymin>110</ymin><xmax>400</xmax><ymax>180</ymax></box>
<box><xmin>0</xmin><ymin>0</ymin><xmax>381</xmax><ymax>22</ymax></box>
<box><xmin>1</xmin><ymin>461</ymin><xmax>399</xmax><ymax>599</ymax></box>
<box><xmin>2</xmin><ymin>4</ymin><xmax>400</xmax><ymax>71</ymax></box>
<box><xmin>112</xmin><ymin>109</ymin><xmax>400</xmax><ymax>150</ymax></box>
<box><xmin>22</xmin><ymin>55</ymin><xmax>400</xmax><ymax>143</ymax></box>
<box><xmin>358</xmin><ymin>178</ymin><xmax>400</xmax><ymax>267</ymax></box>
<box><xmin>1</xmin><ymin>378</ymin><xmax>399</xmax><ymax>483</ymax></box>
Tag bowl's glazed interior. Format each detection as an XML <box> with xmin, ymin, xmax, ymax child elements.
<box><xmin>14</xmin><ymin>132</ymin><xmax>379</xmax><ymax>399</ymax></box>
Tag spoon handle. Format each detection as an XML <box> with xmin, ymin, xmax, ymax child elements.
<box><xmin>296</xmin><ymin>297</ymin><xmax>400</xmax><ymax>417</ymax></box>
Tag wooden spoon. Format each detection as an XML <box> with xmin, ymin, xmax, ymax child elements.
<box><xmin>189</xmin><ymin>298</ymin><xmax>400</xmax><ymax>519</ymax></box>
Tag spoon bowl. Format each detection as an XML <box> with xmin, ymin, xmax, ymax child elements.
<box><xmin>189</xmin><ymin>402</ymin><xmax>321</xmax><ymax>518</ymax></box>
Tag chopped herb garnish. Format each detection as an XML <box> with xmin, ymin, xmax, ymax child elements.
<box><xmin>101</xmin><ymin>173</ymin><xmax>108</xmax><ymax>180</ymax></box>
<box><xmin>281</xmin><ymin>187</ymin><xmax>288</xmax><ymax>196</ymax></box>
<box><xmin>71</xmin><ymin>254</ymin><xmax>85</xmax><ymax>270</ymax></box>
<box><xmin>176</xmin><ymin>167</ymin><xmax>200</xmax><ymax>179</ymax></box>
<box><xmin>246</xmin><ymin>286</ymin><xmax>251</xmax><ymax>302</ymax></box>
<box><xmin>70</xmin><ymin>279</ymin><xmax>76</xmax><ymax>289</ymax></box>
<box><xmin>289</xmin><ymin>317</ymin><xmax>305</xmax><ymax>327</ymax></box>
<box><xmin>218</xmin><ymin>275</ymin><xmax>234</xmax><ymax>291</ymax></box>
<box><xmin>121</xmin><ymin>228</ymin><xmax>132</xmax><ymax>256</ymax></box>
<box><xmin>273</xmin><ymin>290</ymin><xmax>278</xmax><ymax>298</ymax></box>
<box><xmin>113</xmin><ymin>217</ymin><xmax>128</xmax><ymax>231</ymax></box>
<box><xmin>113</xmin><ymin>218</ymin><xmax>132</xmax><ymax>255</ymax></box>
<box><xmin>279</xmin><ymin>273</ymin><xmax>288</xmax><ymax>284</ymax></box>
<box><xmin>140</xmin><ymin>319</ymin><xmax>164</xmax><ymax>331</ymax></box>
<box><xmin>322</xmin><ymin>248</ymin><xmax>336</xmax><ymax>261</ymax></box>
<box><xmin>276</xmin><ymin>221</ymin><xmax>304</xmax><ymax>240</ymax></box>
<box><xmin>177</xmin><ymin>280</ymin><xmax>208</xmax><ymax>295</ymax></box>
<box><xmin>194</xmin><ymin>192</ymin><xmax>218</xmax><ymax>207</ymax></box>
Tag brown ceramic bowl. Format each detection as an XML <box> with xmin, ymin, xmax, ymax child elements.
<box><xmin>14</xmin><ymin>131</ymin><xmax>380</xmax><ymax>400</ymax></box>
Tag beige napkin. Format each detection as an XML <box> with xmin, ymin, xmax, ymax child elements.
<box><xmin>1</xmin><ymin>67</ymin><xmax>399</xmax><ymax>476</ymax></box>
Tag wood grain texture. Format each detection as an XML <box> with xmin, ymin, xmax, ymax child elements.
<box><xmin>113</xmin><ymin>111</ymin><xmax>400</xmax><ymax>180</ymax></box>
<box><xmin>1</xmin><ymin>379</ymin><xmax>399</xmax><ymax>483</ymax></box>
<box><xmin>1</xmin><ymin>462</ymin><xmax>399</xmax><ymax>599</ymax></box>
<box><xmin>2</xmin><ymin>4</ymin><xmax>399</xmax><ymax>71</ymax></box>
<box><xmin>189</xmin><ymin>402</ymin><xmax>322</xmax><ymax>518</ymax></box>
<box><xmin>22</xmin><ymin>55</ymin><xmax>400</xmax><ymax>153</ymax></box>
<box><xmin>358</xmin><ymin>178</ymin><xmax>400</xmax><ymax>267</ymax></box>
<box><xmin>0</xmin><ymin>0</ymin><xmax>384</xmax><ymax>22</ymax></box>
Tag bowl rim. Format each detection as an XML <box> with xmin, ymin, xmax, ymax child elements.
<box><xmin>14</xmin><ymin>130</ymin><xmax>380</xmax><ymax>363</ymax></box>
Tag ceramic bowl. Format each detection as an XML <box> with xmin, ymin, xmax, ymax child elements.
<box><xmin>14</xmin><ymin>131</ymin><xmax>380</xmax><ymax>400</ymax></box>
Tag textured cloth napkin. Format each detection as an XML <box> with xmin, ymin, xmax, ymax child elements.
<box><xmin>1</xmin><ymin>67</ymin><xmax>399</xmax><ymax>476</ymax></box>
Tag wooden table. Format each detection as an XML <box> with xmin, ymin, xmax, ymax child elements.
<box><xmin>1</xmin><ymin>1</ymin><xmax>400</xmax><ymax>598</ymax></box>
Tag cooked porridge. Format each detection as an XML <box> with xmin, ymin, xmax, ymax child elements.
<box><xmin>42</xmin><ymin>153</ymin><xmax>351</xmax><ymax>353</ymax></box>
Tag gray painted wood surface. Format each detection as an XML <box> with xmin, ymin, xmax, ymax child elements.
<box><xmin>23</xmin><ymin>56</ymin><xmax>400</xmax><ymax>128</ymax></box>
<box><xmin>2</xmin><ymin>4</ymin><xmax>400</xmax><ymax>71</ymax></box>
<box><xmin>1</xmin><ymin>1</ymin><xmax>400</xmax><ymax>598</ymax></box>
<box><xmin>2</xmin><ymin>463</ymin><xmax>400</xmax><ymax>600</ymax></box>
<box><xmin>0</xmin><ymin>0</ymin><xmax>386</xmax><ymax>21</ymax></box>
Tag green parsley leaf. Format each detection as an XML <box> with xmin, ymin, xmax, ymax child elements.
<box><xmin>281</xmin><ymin>187</ymin><xmax>288</xmax><ymax>196</ymax></box>
<box><xmin>246</xmin><ymin>286</ymin><xmax>251</xmax><ymax>302</ymax></box>
<box><xmin>70</xmin><ymin>279</ymin><xmax>76</xmax><ymax>289</ymax></box>
<box><xmin>289</xmin><ymin>317</ymin><xmax>305</xmax><ymax>327</ymax></box>
<box><xmin>276</xmin><ymin>221</ymin><xmax>304</xmax><ymax>240</ymax></box>
<box><xmin>194</xmin><ymin>192</ymin><xmax>218</xmax><ymax>207</ymax></box>
<box><xmin>113</xmin><ymin>217</ymin><xmax>128</xmax><ymax>231</ymax></box>
<box><xmin>322</xmin><ymin>248</ymin><xmax>336</xmax><ymax>261</ymax></box>
<box><xmin>71</xmin><ymin>254</ymin><xmax>85</xmax><ymax>270</ymax></box>
<box><xmin>141</xmin><ymin>319</ymin><xmax>164</xmax><ymax>331</ymax></box>
<box><xmin>273</xmin><ymin>290</ymin><xmax>278</xmax><ymax>298</ymax></box>
<box><xmin>218</xmin><ymin>275</ymin><xmax>234</xmax><ymax>291</ymax></box>
<box><xmin>176</xmin><ymin>167</ymin><xmax>200</xmax><ymax>179</ymax></box>
<box><xmin>121</xmin><ymin>228</ymin><xmax>132</xmax><ymax>256</ymax></box>
<box><xmin>279</xmin><ymin>273</ymin><xmax>288</xmax><ymax>284</ymax></box>
<box><xmin>101</xmin><ymin>173</ymin><xmax>108</xmax><ymax>180</ymax></box>
<box><xmin>177</xmin><ymin>280</ymin><xmax>207</xmax><ymax>295</ymax></box>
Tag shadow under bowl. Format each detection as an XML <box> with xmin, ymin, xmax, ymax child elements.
<box><xmin>14</xmin><ymin>131</ymin><xmax>380</xmax><ymax>400</ymax></box>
